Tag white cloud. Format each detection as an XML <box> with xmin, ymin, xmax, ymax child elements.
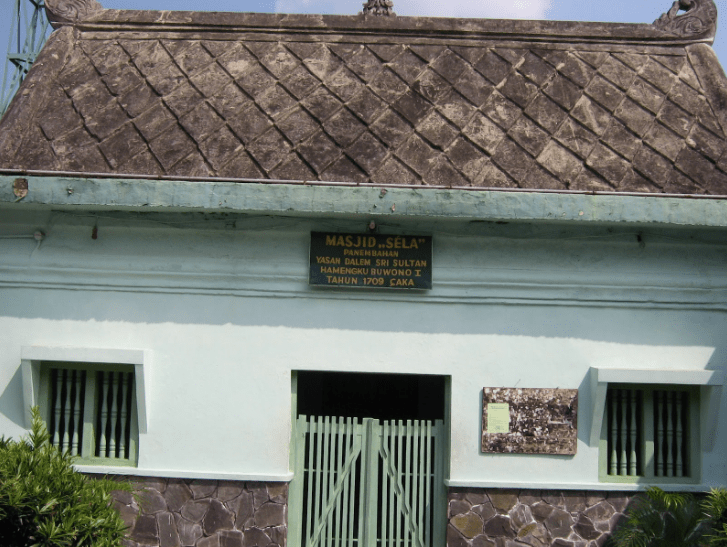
<box><xmin>274</xmin><ymin>0</ymin><xmax>552</xmax><ymax>19</ymax></box>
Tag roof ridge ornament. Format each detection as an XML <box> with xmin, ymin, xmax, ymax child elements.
<box><xmin>362</xmin><ymin>0</ymin><xmax>395</xmax><ymax>16</ymax></box>
<box><xmin>46</xmin><ymin>0</ymin><xmax>103</xmax><ymax>26</ymax></box>
<box><xmin>653</xmin><ymin>0</ymin><xmax>718</xmax><ymax>39</ymax></box>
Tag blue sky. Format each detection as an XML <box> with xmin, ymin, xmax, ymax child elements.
<box><xmin>3</xmin><ymin>0</ymin><xmax>727</xmax><ymax>104</ymax></box>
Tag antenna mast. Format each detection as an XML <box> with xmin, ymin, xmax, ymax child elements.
<box><xmin>1</xmin><ymin>0</ymin><xmax>50</xmax><ymax>117</ymax></box>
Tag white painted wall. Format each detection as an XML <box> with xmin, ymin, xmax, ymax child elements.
<box><xmin>1</xmin><ymin>208</ymin><xmax>726</xmax><ymax>489</ymax></box>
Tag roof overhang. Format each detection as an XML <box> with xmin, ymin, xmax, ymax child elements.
<box><xmin>3</xmin><ymin>173</ymin><xmax>727</xmax><ymax>229</ymax></box>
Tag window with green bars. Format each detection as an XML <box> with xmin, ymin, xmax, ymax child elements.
<box><xmin>599</xmin><ymin>385</ymin><xmax>700</xmax><ymax>483</ymax></box>
<box><xmin>38</xmin><ymin>362</ymin><xmax>139</xmax><ymax>466</ymax></box>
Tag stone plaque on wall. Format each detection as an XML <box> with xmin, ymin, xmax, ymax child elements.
<box><xmin>481</xmin><ymin>388</ymin><xmax>578</xmax><ymax>455</ymax></box>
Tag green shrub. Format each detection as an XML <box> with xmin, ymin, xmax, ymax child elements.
<box><xmin>607</xmin><ymin>487</ymin><xmax>709</xmax><ymax>547</ymax></box>
<box><xmin>703</xmin><ymin>488</ymin><xmax>727</xmax><ymax>547</ymax></box>
<box><xmin>0</xmin><ymin>407</ymin><xmax>132</xmax><ymax>547</ymax></box>
<box><xmin>607</xmin><ymin>487</ymin><xmax>727</xmax><ymax>547</ymax></box>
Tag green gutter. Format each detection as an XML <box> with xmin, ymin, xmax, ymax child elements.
<box><xmin>2</xmin><ymin>175</ymin><xmax>727</xmax><ymax>228</ymax></box>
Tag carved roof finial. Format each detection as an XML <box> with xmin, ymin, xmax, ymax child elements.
<box><xmin>362</xmin><ymin>0</ymin><xmax>395</xmax><ymax>16</ymax></box>
<box><xmin>46</xmin><ymin>0</ymin><xmax>103</xmax><ymax>27</ymax></box>
<box><xmin>653</xmin><ymin>0</ymin><xmax>717</xmax><ymax>39</ymax></box>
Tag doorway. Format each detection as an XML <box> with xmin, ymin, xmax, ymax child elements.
<box><xmin>289</xmin><ymin>372</ymin><xmax>448</xmax><ymax>547</ymax></box>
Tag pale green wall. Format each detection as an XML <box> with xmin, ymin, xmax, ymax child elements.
<box><xmin>0</xmin><ymin>192</ymin><xmax>726</xmax><ymax>490</ymax></box>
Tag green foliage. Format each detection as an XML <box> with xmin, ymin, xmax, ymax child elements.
<box><xmin>608</xmin><ymin>487</ymin><xmax>727</xmax><ymax>547</ymax></box>
<box><xmin>608</xmin><ymin>488</ymin><xmax>710</xmax><ymax>547</ymax></box>
<box><xmin>0</xmin><ymin>407</ymin><xmax>132</xmax><ymax>547</ymax></box>
<box><xmin>703</xmin><ymin>488</ymin><xmax>727</xmax><ymax>547</ymax></box>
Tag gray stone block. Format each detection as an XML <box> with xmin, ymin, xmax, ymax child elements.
<box><xmin>181</xmin><ymin>500</ymin><xmax>210</xmax><ymax>523</ymax></box>
<box><xmin>219</xmin><ymin>530</ymin><xmax>244</xmax><ymax>547</ymax></box>
<box><xmin>166</xmin><ymin>483</ymin><xmax>194</xmax><ymax>512</ymax></box>
<box><xmin>157</xmin><ymin>512</ymin><xmax>181</xmax><ymax>547</ymax></box>
<box><xmin>203</xmin><ymin>499</ymin><xmax>235</xmax><ymax>535</ymax></box>
<box><xmin>254</xmin><ymin>502</ymin><xmax>286</xmax><ymax>528</ymax></box>
<box><xmin>131</xmin><ymin>514</ymin><xmax>159</xmax><ymax>545</ymax></box>
<box><xmin>174</xmin><ymin>514</ymin><xmax>203</xmax><ymax>547</ymax></box>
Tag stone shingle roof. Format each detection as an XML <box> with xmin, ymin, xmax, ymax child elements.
<box><xmin>1</xmin><ymin>0</ymin><xmax>727</xmax><ymax>194</ymax></box>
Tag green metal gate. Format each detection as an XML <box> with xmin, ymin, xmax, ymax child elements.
<box><xmin>289</xmin><ymin>416</ymin><xmax>447</xmax><ymax>547</ymax></box>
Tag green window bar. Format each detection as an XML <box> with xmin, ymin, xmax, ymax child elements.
<box><xmin>1</xmin><ymin>0</ymin><xmax>50</xmax><ymax>117</ymax></box>
<box><xmin>41</xmin><ymin>362</ymin><xmax>139</xmax><ymax>467</ymax></box>
<box><xmin>601</xmin><ymin>385</ymin><xmax>699</xmax><ymax>483</ymax></box>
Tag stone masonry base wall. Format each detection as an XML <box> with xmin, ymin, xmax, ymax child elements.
<box><xmin>102</xmin><ymin>477</ymin><xmax>287</xmax><ymax>547</ymax></box>
<box><xmin>447</xmin><ymin>488</ymin><xmax>637</xmax><ymax>547</ymax></box>
<box><xmin>104</xmin><ymin>477</ymin><xmax>635</xmax><ymax>547</ymax></box>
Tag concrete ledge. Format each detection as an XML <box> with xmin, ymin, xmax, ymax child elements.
<box><xmin>75</xmin><ymin>465</ymin><xmax>294</xmax><ymax>482</ymax></box>
<box><xmin>3</xmin><ymin>175</ymin><xmax>727</xmax><ymax>228</ymax></box>
<box><xmin>445</xmin><ymin>478</ymin><xmax>719</xmax><ymax>492</ymax></box>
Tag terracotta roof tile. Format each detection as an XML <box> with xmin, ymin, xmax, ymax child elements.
<box><xmin>148</xmin><ymin>123</ymin><xmax>196</xmax><ymax>170</ymax></box>
<box><xmin>418</xmin><ymin>111</ymin><xmax>459</xmax><ymax>150</ymax></box>
<box><xmin>571</xmin><ymin>167</ymin><xmax>612</xmax><ymax>192</ymax></box>
<box><xmin>482</xmin><ymin>92</ymin><xmax>521</xmax><ymax>130</ymax></box>
<box><xmin>462</xmin><ymin>112</ymin><xmax>505</xmax><ymax>154</ymax></box>
<box><xmin>198</xmin><ymin>126</ymin><xmax>243</xmax><ymax>171</ymax></box>
<box><xmin>584</xmin><ymin>76</ymin><xmax>624</xmax><ymax>112</ymax></box>
<box><xmin>653</xmin><ymin>54</ymin><xmax>686</xmax><ymax>74</ymax></box>
<box><xmin>168</xmin><ymin>41</ymin><xmax>215</xmax><ymax>75</ymax></box>
<box><xmin>436</xmin><ymin>89</ymin><xmax>477</xmax><ymax>128</ymax></box>
<box><xmin>644</xmin><ymin>122</ymin><xmax>684</xmax><ymax>161</ymax></box>
<box><xmin>392</xmin><ymin>89</ymin><xmax>432</xmax><ymax>126</ymax></box>
<box><xmin>375</xmin><ymin>156</ymin><xmax>418</xmax><ymax>185</ymax></box>
<box><xmin>428</xmin><ymin>156</ymin><xmax>468</xmax><ymax>187</ymax></box>
<box><xmin>278</xmin><ymin>107</ymin><xmax>320</xmax><ymax>144</ymax></box>
<box><xmin>492</xmin><ymin>138</ymin><xmax>535</xmax><ymax>181</ymax></box>
<box><xmin>346</xmin><ymin>131</ymin><xmax>388</xmax><ymax>175</ymax></box>
<box><xmin>508</xmin><ymin>116</ymin><xmax>550</xmax><ymax>157</ymax></box>
<box><xmin>601</xmin><ymin>121</ymin><xmax>642</xmax><ymax>161</ymax></box>
<box><xmin>370</xmin><ymin>109</ymin><xmax>412</xmax><ymax>148</ymax></box>
<box><xmin>475</xmin><ymin>50</ymin><xmax>512</xmax><ymax>86</ymax></box>
<box><xmin>2</xmin><ymin>5</ymin><xmax>727</xmax><ymax>195</ymax></box>
<box><xmin>543</xmin><ymin>73</ymin><xmax>581</xmax><ymax>110</ymax></box>
<box><xmin>614</xmin><ymin>98</ymin><xmax>654</xmax><ymax>137</ymax></box>
<box><xmin>99</xmin><ymin>123</ymin><xmax>147</xmax><ymax>169</ymax></box>
<box><xmin>500</xmin><ymin>72</ymin><xmax>539</xmax><ymax>108</ymax></box>
<box><xmin>538</xmin><ymin>140</ymin><xmax>583</xmax><ymax>184</ymax></box>
<box><xmin>452</xmin><ymin>65</ymin><xmax>493</xmax><ymax>107</ymax></box>
<box><xmin>397</xmin><ymin>133</ymin><xmax>439</xmax><ymax>177</ymax></box>
<box><xmin>298</xmin><ymin>131</ymin><xmax>341</xmax><ymax>174</ymax></box>
<box><xmin>689</xmin><ymin>123</ymin><xmax>725</xmax><ymax>161</ymax></box>
<box><xmin>269</xmin><ymin>153</ymin><xmax>315</xmax><ymax>181</ymax></box>
<box><xmin>168</xmin><ymin>151</ymin><xmax>214</xmax><ymax>178</ymax></box>
<box><xmin>320</xmin><ymin>155</ymin><xmax>366</xmax><ymax>183</ymax></box>
<box><xmin>337</xmin><ymin>45</ymin><xmax>383</xmax><ymax>83</ymax></box>
<box><xmin>597</xmin><ymin>56</ymin><xmax>638</xmax><ymax>91</ymax></box>
<box><xmin>227</xmin><ymin>103</ymin><xmax>272</xmax><ymax>145</ymax></box>
<box><xmin>586</xmin><ymin>143</ymin><xmax>631</xmax><ymax>184</ymax></box>
<box><xmin>347</xmin><ymin>88</ymin><xmax>385</xmax><ymax>124</ymax></box>
<box><xmin>576</xmin><ymin>51</ymin><xmax>610</xmax><ymax>69</ymax></box>
<box><xmin>324</xmin><ymin>108</ymin><xmax>366</xmax><ymax>147</ymax></box>
<box><xmin>368</xmin><ymin>44</ymin><xmax>404</xmax><ymax>63</ymax></box>
<box><xmin>118</xmin><ymin>84</ymin><xmax>158</xmax><ymax>118</ymax></box>
<box><xmin>247</xmin><ymin>127</ymin><xmax>292</xmax><ymax>171</ymax></box>
<box><xmin>555</xmin><ymin>117</ymin><xmax>598</xmax><ymax>159</ymax></box>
